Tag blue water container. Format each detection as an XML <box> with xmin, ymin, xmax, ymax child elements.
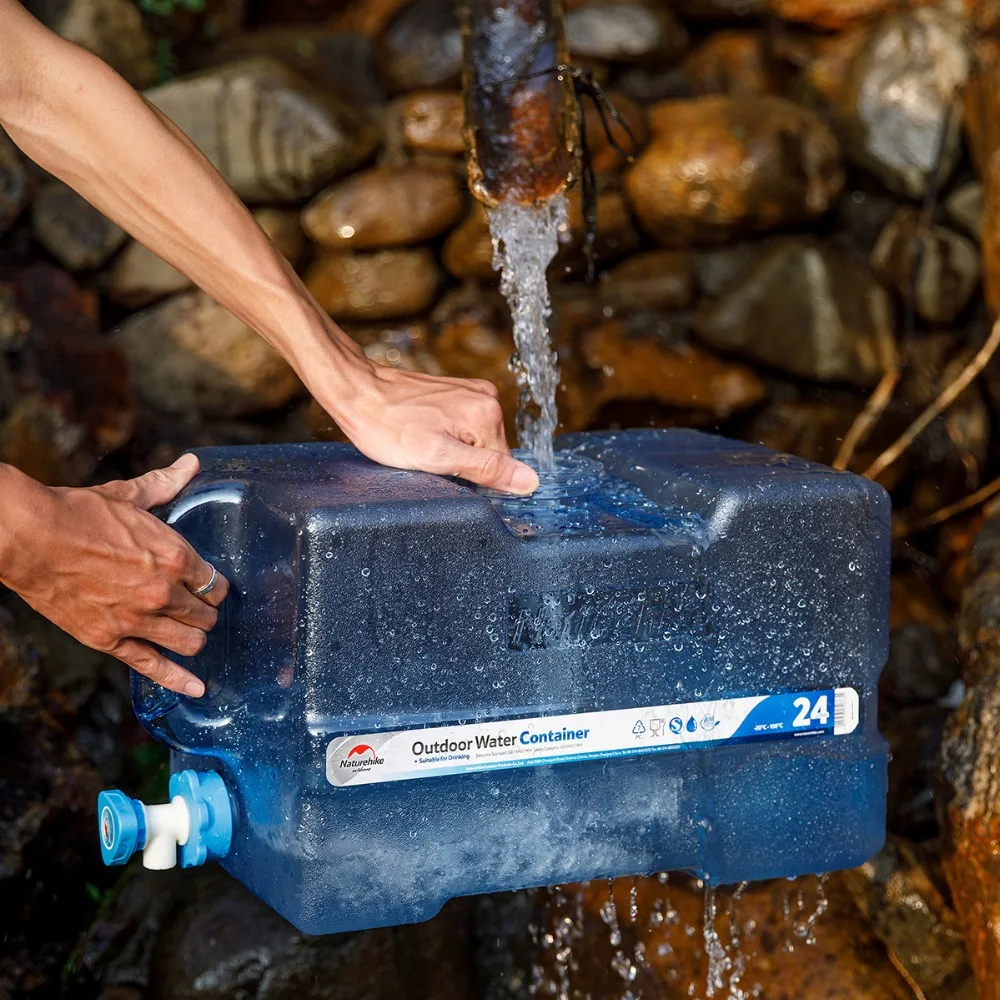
<box><xmin>98</xmin><ymin>429</ymin><xmax>890</xmax><ymax>935</ymax></box>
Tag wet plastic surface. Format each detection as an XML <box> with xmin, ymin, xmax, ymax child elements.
<box><xmin>136</xmin><ymin>429</ymin><xmax>890</xmax><ymax>935</ymax></box>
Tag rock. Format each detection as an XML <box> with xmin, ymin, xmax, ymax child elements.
<box><xmin>802</xmin><ymin>25</ymin><xmax>874</xmax><ymax>111</ymax></box>
<box><xmin>693</xmin><ymin>238</ymin><xmax>780</xmax><ymax>299</ymax></box>
<box><xmin>329</xmin><ymin>0</ymin><xmax>413</xmax><ymax>37</ymax></box>
<box><xmin>955</xmin><ymin>509</ymin><xmax>1000</xmax><ymax>686</ymax></box>
<box><xmin>24</xmin><ymin>0</ymin><xmax>155</xmax><ymax>88</ymax></box>
<box><xmin>939</xmin><ymin>665</ymin><xmax>1000</xmax><ymax>997</ymax></box>
<box><xmin>677</xmin><ymin>30</ymin><xmax>775</xmax><ymax>97</ymax></box>
<box><xmin>582</xmin><ymin>91</ymin><xmax>650</xmax><ymax>174</ymax></box>
<box><xmin>871</xmin><ymin>207</ymin><xmax>980</xmax><ymax>324</ymax></box>
<box><xmin>566</xmin><ymin>0</ymin><xmax>688</xmax><ymax>63</ymax></box>
<box><xmin>108</xmin><ymin>208</ymin><xmax>302</xmax><ymax>309</ymax></box>
<box><xmin>442</xmin><ymin>203</ymin><xmax>496</xmax><ymax>282</ymax></box>
<box><xmin>306</xmin><ymin>249</ymin><xmax>440</xmax><ymax>319</ymax></box>
<box><xmin>206</xmin><ymin>28</ymin><xmax>385</xmax><ymax>106</ymax></box>
<box><xmin>843</xmin><ymin>839</ymin><xmax>975</xmax><ymax>1000</ymax></box>
<box><xmin>581</xmin><ymin>320</ymin><xmax>767</xmax><ymax>416</ymax></box>
<box><xmin>302</xmin><ymin>165</ymin><xmax>464</xmax><ymax>250</ymax></box>
<box><xmin>764</xmin><ymin>0</ymin><xmax>895</xmax><ymax>29</ymax></box>
<box><xmin>0</xmin><ymin>607</ymin><xmax>38</xmax><ymax>718</ymax></box>
<box><xmin>107</xmin><ymin>242</ymin><xmax>191</xmax><ymax>309</ymax></box>
<box><xmin>599</xmin><ymin>250</ymin><xmax>695</xmax><ymax>312</ymax></box>
<box><xmin>141</xmin><ymin>867</ymin><xmax>476</xmax><ymax>1000</ymax></box>
<box><xmin>374</xmin><ymin>0</ymin><xmax>462</xmax><ymax>93</ymax></box>
<box><xmin>884</xmin><ymin>571</ymin><xmax>961</xmax><ymax>705</ymax></box>
<box><xmin>346</xmin><ymin>320</ymin><xmax>443</xmax><ymax>374</ymax></box>
<box><xmin>694</xmin><ymin>240</ymin><xmax>895</xmax><ymax>387</ymax></box>
<box><xmin>0</xmin><ymin>129</ymin><xmax>28</xmax><ymax>237</ymax></box>
<box><xmin>838</xmin><ymin>10</ymin><xmax>969</xmax><ymax>199</ymax></box>
<box><xmin>0</xmin><ymin>264</ymin><xmax>136</xmax><ymax>486</ymax></box>
<box><xmin>396</xmin><ymin>91</ymin><xmax>465</xmax><ymax>154</ymax></box>
<box><xmin>32</xmin><ymin>180</ymin><xmax>127</xmax><ymax>272</ymax></box>
<box><xmin>112</xmin><ymin>290</ymin><xmax>302</xmax><ymax>418</ymax></box>
<box><xmin>946</xmin><ymin>182</ymin><xmax>984</xmax><ymax>241</ymax></box>
<box><xmin>884</xmin><ymin>706</ymin><xmax>950</xmax><ymax>839</ymax></box>
<box><xmin>524</xmin><ymin>875</ymin><xmax>914</xmax><ymax>999</ymax></box>
<box><xmin>254</xmin><ymin>207</ymin><xmax>307</xmax><ymax>266</ymax></box>
<box><xmin>146</xmin><ymin>58</ymin><xmax>380</xmax><ymax>203</ymax></box>
<box><xmin>625</xmin><ymin>96</ymin><xmax>843</xmax><ymax>246</ymax></box>
<box><xmin>671</xmin><ymin>0</ymin><xmax>766</xmax><ymax>17</ymax></box>
<box><xmin>833</xmin><ymin>188</ymin><xmax>900</xmax><ymax>258</ymax></box>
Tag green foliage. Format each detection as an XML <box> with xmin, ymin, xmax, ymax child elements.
<box><xmin>154</xmin><ymin>37</ymin><xmax>176</xmax><ymax>84</ymax></box>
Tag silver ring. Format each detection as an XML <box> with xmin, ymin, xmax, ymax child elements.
<box><xmin>191</xmin><ymin>565</ymin><xmax>218</xmax><ymax>597</ymax></box>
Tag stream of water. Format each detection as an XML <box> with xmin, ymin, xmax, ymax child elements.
<box><xmin>488</xmin><ymin>194</ymin><xmax>569</xmax><ymax>469</ymax></box>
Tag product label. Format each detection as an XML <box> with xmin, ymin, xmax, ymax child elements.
<box><xmin>325</xmin><ymin>687</ymin><xmax>860</xmax><ymax>787</ymax></box>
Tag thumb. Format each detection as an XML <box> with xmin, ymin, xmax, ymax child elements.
<box><xmin>99</xmin><ymin>454</ymin><xmax>200</xmax><ymax>510</ymax></box>
<box><xmin>450</xmin><ymin>442</ymin><xmax>539</xmax><ymax>495</ymax></box>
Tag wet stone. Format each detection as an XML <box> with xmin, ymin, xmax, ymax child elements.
<box><xmin>599</xmin><ymin>250</ymin><xmax>695</xmax><ymax>312</ymax></box>
<box><xmin>107</xmin><ymin>241</ymin><xmax>191</xmax><ymax>309</ymax></box>
<box><xmin>694</xmin><ymin>239</ymin><xmax>895</xmax><ymax>387</ymax></box>
<box><xmin>24</xmin><ymin>0</ymin><xmax>155</xmax><ymax>88</ymax></box>
<box><xmin>254</xmin><ymin>207</ymin><xmax>307</xmax><ymax>267</ymax></box>
<box><xmin>871</xmin><ymin>206</ymin><xmax>980</xmax><ymax>324</ymax></box>
<box><xmin>884</xmin><ymin>706</ymin><xmax>950</xmax><ymax>839</ymax></box>
<box><xmin>374</xmin><ymin>0</ymin><xmax>462</xmax><ymax>93</ymax></box>
<box><xmin>0</xmin><ymin>129</ymin><xmax>28</xmax><ymax>237</ymax></box>
<box><xmin>843</xmin><ymin>838</ymin><xmax>975</xmax><ymax>1000</ymax></box>
<box><xmin>32</xmin><ymin>180</ymin><xmax>127</xmax><ymax>272</ymax></box>
<box><xmin>581</xmin><ymin>90</ymin><xmax>649</xmax><ymax>174</ymax></box>
<box><xmin>306</xmin><ymin>248</ymin><xmax>440</xmax><ymax>319</ymax></box>
<box><xmin>565</xmin><ymin>0</ymin><xmax>688</xmax><ymax>64</ymax></box>
<box><xmin>302</xmin><ymin>165</ymin><xmax>464</xmax><ymax>250</ymax></box>
<box><xmin>676</xmin><ymin>30</ymin><xmax>775</xmax><ymax>97</ymax></box>
<box><xmin>955</xmin><ymin>509</ymin><xmax>1000</xmax><ymax>687</ymax></box>
<box><xmin>764</xmin><ymin>0</ymin><xmax>896</xmax><ymax>29</ymax></box>
<box><xmin>112</xmin><ymin>289</ymin><xmax>302</xmax><ymax>419</ymax></box>
<box><xmin>838</xmin><ymin>9</ymin><xmax>969</xmax><ymax>198</ymax></box>
<box><xmin>146</xmin><ymin>58</ymin><xmax>380</xmax><ymax>203</ymax></box>
<box><xmin>671</xmin><ymin>0</ymin><xmax>766</xmax><ymax>17</ymax></box>
<box><xmin>397</xmin><ymin>90</ymin><xmax>465</xmax><ymax>154</ymax></box>
<box><xmin>625</xmin><ymin>96</ymin><xmax>844</xmax><ymax>246</ymax></box>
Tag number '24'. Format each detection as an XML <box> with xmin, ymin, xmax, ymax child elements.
<box><xmin>792</xmin><ymin>695</ymin><xmax>830</xmax><ymax>728</ymax></box>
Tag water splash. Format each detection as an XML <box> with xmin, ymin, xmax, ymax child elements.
<box><xmin>783</xmin><ymin>873</ymin><xmax>830</xmax><ymax>948</ymax></box>
<box><xmin>488</xmin><ymin>194</ymin><xmax>569</xmax><ymax>469</ymax></box>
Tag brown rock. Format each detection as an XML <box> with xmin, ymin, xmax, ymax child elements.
<box><xmin>254</xmin><ymin>208</ymin><xmax>307</xmax><ymax>266</ymax></box>
<box><xmin>113</xmin><ymin>290</ymin><xmax>302</xmax><ymax>418</ymax></box>
<box><xmin>839</xmin><ymin>10</ymin><xmax>969</xmax><ymax>199</ymax></box>
<box><xmin>694</xmin><ymin>239</ymin><xmax>895</xmax><ymax>387</ymax></box>
<box><xmin>530</xmin><ymin>875</ymin><xmax>914</xmax><ymax>999</ymax></box>
<box><xmin>765</xmin><ymin>0</ymin><xmax>894</xmax><ymax>29</ymax></box>
<box><xmin>0</xmin><ymin>129</ymin><xmax>28</xmax><ymax>237</ymax></box>
<box><xmin>32</xmin><ymin>180</ymin><xmax>127</xmax><ymax>272</ymax></box>
<box><xmin>0</xmin><ymin>265</ymin><xmax>136</xmax><ymax>485</ymax></box>
<box><xmin>582</xmin><ymin>91</ymin><xmax>649</xmax><ymax>174</ymax></box>
<box><xmin>441</xmin><ymin>203</ymin><xmax>496</xmax><ymax>282</ymax></box>
<box><xmin>954</xmin><ymin>509</ymin><xmax>1000</xmax><ymax>687</ymax></box>
<box><xmin>939</xmin><ymin>664</ymin><xmax>1000</xmax><ymax>998</ymax></box>
<box><xmin>24</xmin><ymin>0</ymin><xmax>155</xmax><ymax>88</ymax></box>
<box><xmin>599</xmin><ymin>250</ymin><xmax>695</xmax><ymax>312</ymax></box>
<box><xmin>328</xmin><ymin>0</ymin><xmax>412</xmax><ymax>37</ymax></box>
<box><xmin>582</xmin><ymin>320</ymin><xmax>767</xmax><ymax>416</ymax></box>
<box><xmin>946</xmin><ymin>182</ymin><xmax>984</xmax><ymax>242</ymax></box>
<box><xmin>566</xmin><ymin>0</ymin><xmax>688</xmax><ymax>63</ymax></box>
<box><xmin>802</xmin><ymin>25</ymin><xmax>873</xmax><ymax>110</ymax></box>
<box><xmin>374</xmin><ymin>0</ymin><xmax>462</xmax><ymax>93</ymax></box>
<box><xmin>397</xmin><ymin>91</ymin><xmax>465</xmax><ymax>154</ymax></box>
<box><xmin>306</xmin><ymin>249</ymin><xmax>440</xmax><ymax>319</ymax></box>
<box><xmin>871</xmin><ymin>207</ymin><xmax>980</xmax><ymax>324</ymax></box>
<box><xmin>625</xmin><ymin>96</ymin><xmax>843</xmax><ymax>246</ymax></box>
<box><xmin>844</xmin><ymin>839</ymin><xmax>975</xmax><ymax>1000</ymax></box>
<box><xmin>146</xmin><ymin>58</ymin><xmax>380</xmax><ymax>203</ymax></box>
<box><xmin>303</xmin><ymin>165</ymin><xmax>464</xmax><ymax>250</ymax></box>
<box><xmin>678</xmin><ymin>30</ymin><xmax>775</xmax><ymax>97</ymax></box>
<box><xmin>672</xmin><ymin>0</ymin><xmax>765</xmax><ymax>16</ymax></box>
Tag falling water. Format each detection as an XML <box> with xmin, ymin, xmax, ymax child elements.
<box><xmin>488</xmin><ymin>194</ymin><xmax>569</xmax><ymax>469</ymax></box>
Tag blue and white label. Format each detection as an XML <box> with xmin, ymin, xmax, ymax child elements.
<box><xmin>325</xmin><ymin>687</ymin><xmax>860</xmax><ymax>787</ymax></box>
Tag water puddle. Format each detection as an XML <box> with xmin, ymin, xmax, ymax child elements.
<box><xmin>488</xmin><ymin>193</ymin><xmax>568</xmax><ymax>469</ymax></box>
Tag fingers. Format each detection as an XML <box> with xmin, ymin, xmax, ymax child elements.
<box><xmin>184</xmin><ymin>561</ymin><xmax>230</xmax><ymax>608</ymax></box>
<box><xmin>447</xmin><ymin>442</ymin><xmax>539</xmax><ymax>495</ymax></box>
<box><xmin>167</xmin><ymin>582</ymin><xmax>220</xmax><ymax>631</ymax></box>
<box><xmin>112</xmin><ymin>638</ymin><xmax>206</xmax><ymax>697</ymax></box>
<box><xmin>459</xmin><ymin>389</ymin><xmax>509</xmax><ymax>454</ymax></box>
<box><xmin>97</xmin><ymin>454</ymin><xmax>200</xmax><ymax>510</ymax></box>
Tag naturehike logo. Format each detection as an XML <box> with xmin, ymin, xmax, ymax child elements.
<box><xmin>340</xmin><ymin>743</ymin><xmax>385</xmax><ymax>770</ymax></box>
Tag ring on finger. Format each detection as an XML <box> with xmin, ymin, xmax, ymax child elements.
<box><xmin>191</xmin><ymin>565</ymin><xmax>219</xmax><ymax>597</ymax></box>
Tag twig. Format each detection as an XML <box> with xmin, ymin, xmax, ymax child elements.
<box><xmin>833</xmin><ymin>365</ymin><xmax>900</xmax><ymax>471</ymax></box>
<box><xmin>864</xmin><ymin>316</ymin><xmax>1000</xmax><ymax>481</ymax></box>
<box><xmin>893</xmin><ymin>474</ymin><xmax>1000</xmax><ymax>539</ymax></box>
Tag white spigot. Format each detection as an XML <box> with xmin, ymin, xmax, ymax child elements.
<box><xmin>141</xmin><ymin>796</ymin><xmax>192</xmax><ymax>870</ymax></box>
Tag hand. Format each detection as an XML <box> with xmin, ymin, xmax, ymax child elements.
<box><xmin>0</xmin><ymin>455</ymin><xmax>228</xmax><ymax>696</ymax></box>
<box><xmin>328</xmin><ymin>360</ymin><xmax>541</xmax><ymax>495</ymax></box>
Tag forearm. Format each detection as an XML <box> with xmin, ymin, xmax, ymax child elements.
<box><xmin>0</xmin><ymin>5</ymin><xmax>368</xmax><ymax>408</ymax></box>
<box><xmin>0</xmin><ymin>463</ymin><xmax>46</xmax><ymax>586</ymax></box>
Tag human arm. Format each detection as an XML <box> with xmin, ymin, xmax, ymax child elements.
<box><xmin>0</xmin><ymin>455</ymin><xmax>228</xmax><ymax>696</ymax></box>
<box><xmin>0</xmin><ymin>0</ymin><xmax>539</xmax><ymax>495</ymax></box>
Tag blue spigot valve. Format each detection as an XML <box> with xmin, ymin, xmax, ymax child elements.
<box><xmin>97</xmin><ymin>769</ymin><xmax>233</xmax><ymax>870</ymax></box>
